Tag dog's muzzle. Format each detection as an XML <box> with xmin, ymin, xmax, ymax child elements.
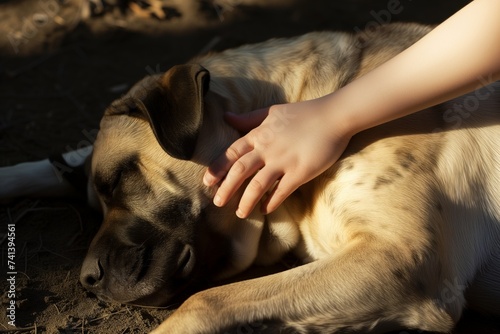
<box><xmin>79</xmin><ymin>212</ymin><xmax>198</xmax><ymax>306</ymax></box>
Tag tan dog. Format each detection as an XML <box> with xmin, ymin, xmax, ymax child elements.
<box><xmin>2</xmin><ymin>23</ymin><xmax>499</xmax><ymax>333</ymax></box>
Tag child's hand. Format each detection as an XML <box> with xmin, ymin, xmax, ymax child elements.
<box><xmin>203</xmin><ymin>98</ymin><xmax>352</xmax><ymax>218</ymax></box>
<box><xmin>203</xmin><ymin>0</ymin><xmax>500</xmax><ymax>219</ymax></box>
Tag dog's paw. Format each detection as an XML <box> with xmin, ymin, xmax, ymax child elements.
<box><xmin>149</xmin><ymin>293</ymin><xmax>216</xmax><ymax>334</ymax></box>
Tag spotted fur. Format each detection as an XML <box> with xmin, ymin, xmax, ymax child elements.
<box><xmin>2</xmin><ymin>22</ymin><xmax>498</xmax><ymax>333</ymax></box>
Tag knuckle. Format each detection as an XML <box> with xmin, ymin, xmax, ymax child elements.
<box><xmin>267</xmin><ymin>104</ymin><xmax>281</xmax><ymax>115</ymax></box>
<box><xmin>231</xmin><ymin>159</ymin><xmax>247</xmax><ymax>175</ymax></box>
<box><xmin>248</xmin><ymin>178</ymin><xmax>265</xmax><ymax>192</ymax></box>
<box><xmin>226</xmin><ymin>146</ymin><xmax>241</xmax><ymax>161</ymax></box>
<box><xmin>272</xmin><ymin>180</ymin><xmax>295</xmax><ymax>201</ymax></box>
<box><xmin>271</xmin><ymin>186</ymin><xmax>287</xmax><ymax>202</ymax></box>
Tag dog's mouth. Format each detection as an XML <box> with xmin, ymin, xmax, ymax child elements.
<box><xmin>175</xmin><ymin>244</ymin><xmax>195</xmax><ymax>279</ymax></box>
<box><xmin>79</xmin><ymin>204</ymin><xmax>233</xmax><ymax>307</ymax></box>
<box><xmin>119</xmin><ymin>245</ymin><xmax>151</xmax><ymax>282</ymax></box>
<box><xmin>80</xmin><ymin>239</ymin><xmax>200</xmax><ymax>306</ymax></box>
<box><xmin>121</xmin><ymin>245</ymin><xmax>199</xmax><ymax>306</ymax></box>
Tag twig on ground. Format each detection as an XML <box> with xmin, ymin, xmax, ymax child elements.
<box><xmin>125</xmin><ymin>306</ymin><xmax>133</xmax><ymax>316</ymax></box>
<box><xmin>8</xmin><ymin>200</ymin><xmax>40</xmax><ymax>225</ymax></box>
<box><xmin>88</xmin><ymin>309</ymin><xmax>128</xmax><ymax>324</ymax></box>
<box><xmin>21</xmin><ymin>242</ymin><xmax>28</xmax><ymax>273</ymax></box>
<box><xmin>36</xmin><ymin>233</ymin><xmax>44</xmax><ymax>252</ymax></box>
<box><xmin>17</xmin><ymin>271</ymin><xmax>31</xmax><ymax>280</ymax></box>
<box><xmin>0</xmin><ymin>324</ymin><xmax>42</xmax><ymax>333</ymax></box>
<box><xmin>198</xmin><ymin>35</ymin><xmax>222</xmax><ymax>55</ymax></box>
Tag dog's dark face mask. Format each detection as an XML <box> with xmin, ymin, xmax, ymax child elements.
<box><xmin>79</xmin><ymin>65</ymin><xmax>247</xmax><ymax>306</ymax></box>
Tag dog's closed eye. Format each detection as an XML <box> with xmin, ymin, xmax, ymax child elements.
<box><xmin>93</xmin><ymin>170</ymin><xmax>122</xmax><ymax>200</ymax></box>
<box><xmin>109</xmin><ymin>170</ymin><xmax>123</xmax><ymax>198</ymax></box>
<box><xmin>94</xmin><ymin>156</ymin><xmax>139</xmax><ymax>201</ymax></box>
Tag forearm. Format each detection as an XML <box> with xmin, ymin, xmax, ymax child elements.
<box><xmin>205</xmin><ymin>0</ymin><xmax>500</xmax><ymax>217</ymax></box>
<box><xmin>323</xmin><ymin>0</ymin><xmax>500</xmax><ymax>137</ymax></box>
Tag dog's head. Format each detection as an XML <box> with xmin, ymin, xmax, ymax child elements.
<box><xmin>80</xmin><ymin>64</ymin><xmax>265</xmax><ymax>306</ymax></box>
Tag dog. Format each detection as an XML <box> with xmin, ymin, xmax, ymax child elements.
<box><xmin>1</xmin><ymin>23</ymin><xmax>500</xmax><ymax>333</ymax></box>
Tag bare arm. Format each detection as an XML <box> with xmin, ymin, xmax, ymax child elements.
<box><xmin>332</xmin><ymin>0</ymin><xmax>500</xmax><ymax>136</ymax></box>
<box><xmin>204</xmin><ymin>0</ymin><xmax>500</xmax><ymax>218</ymax></box>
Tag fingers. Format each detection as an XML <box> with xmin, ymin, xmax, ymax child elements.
<box><xmin>213</xmin><ymin>151</ymin><xmax>265</xmax><ymax>209</ymax></box>
<box><xmin>235</xmin><ymin>168</ymin><xmax>283</xmax><ymax>218</ymax></box>
<box><xmin>223</xmin><ymin>108</ymin><xmax>270</xmax><ymax>134</ymax></box>
<box><xmin>203</xmin><ymin>137</ymin><xmax>289</xmax><ymax>219</ymax></box>
<box><xmin>203</xmin><ymin>137</ymin><xmax>301</xmax><ymax>218</ymax></box>
<box><xmin>260</xmin><ymin>174</ymin><xmax>300</xmax><ymax>215</ymax></box>
<box><xmin>203</xmin><ymin>105</ymin><xmax>302</xmax><ymax>218</ymax></box>
<box><xmin>234</xmin><ymin>171</ymin><xmax>301</xmax><ymax>218</ymax></box>
<box><xmin>203</xmin><ymin>138</ymin><xmax>253</xmax><ymax>187</ymax></box>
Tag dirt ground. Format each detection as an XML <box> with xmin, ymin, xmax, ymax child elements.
<box><xmin>1</xmin><ymin>0</ymin><xmax>499</xmax><ymax>333</ymax></box>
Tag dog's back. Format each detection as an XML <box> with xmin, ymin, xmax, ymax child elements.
<box><xmin>190</xmin><ymin>23</ymin><xmax>500</xmax><ymax>330</ymax></box>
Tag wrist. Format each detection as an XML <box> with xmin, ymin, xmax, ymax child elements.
<box><xmin>314</xmin><ymin>92</ymin><xmax>363</xmax><ymax>141</ymax></box>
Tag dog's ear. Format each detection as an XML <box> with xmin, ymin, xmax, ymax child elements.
<box><xmin>135</xmin><ymin>64</ymin><xmax>210</xmax><ymax>160</ymax></box>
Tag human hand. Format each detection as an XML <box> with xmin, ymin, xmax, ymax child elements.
<box><xmin>203</xmin><ymin>97</ymin><xmax>353</xmax><ymax>218</ymax></box>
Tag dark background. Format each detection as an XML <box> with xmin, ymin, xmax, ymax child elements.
<box><xmin>2</xmin><ymin>0</ymin><xmax>499</xmax><ymax>333</ymax></box>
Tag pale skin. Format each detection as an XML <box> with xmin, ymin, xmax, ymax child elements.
<box><xmin>203</xmin><ymin>0</ymin><xmax>500</xmax><ymax>219</ymax></box>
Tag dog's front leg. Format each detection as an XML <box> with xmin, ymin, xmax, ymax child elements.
<box><xmin>0</xmin><ymin>146</ymin><xmax>92</xmax><ymax>203</ymax></box>
<box><xmin>151</xmin><ymin>239</ymin><xmax>455</xmax><ymax>334</ymax></box>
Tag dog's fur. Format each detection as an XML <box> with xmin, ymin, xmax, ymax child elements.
<box><xmin>2</xmin><ymin>23</ymin><xmax>500</xmax><ymax>333</ymax></box>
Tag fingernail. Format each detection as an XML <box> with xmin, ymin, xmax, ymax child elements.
<box><xmin>203</xmin><ymin>174</ymin><xmax>214</xmax><ymax>186</ymax></box>
<box><xmin>236</xmin><ymin>208</ymin><xmax>245</xmax><ymax>219</ymax></box>
<box><xmin>213</xmin><ymin>195</ymin><xmax>222</xmax><ymax>207</ymax></box>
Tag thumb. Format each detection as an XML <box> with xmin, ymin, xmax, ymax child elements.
<box><xmin>224</xmin><ymin>107</ymin><xmax>270</xmax><ymax>134</ymax></box>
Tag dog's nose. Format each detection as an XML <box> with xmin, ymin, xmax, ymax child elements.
<box><xmin>80</xmin><ymin>257</ymin><xmax>104</xmax><ymax>289</ymax></box>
